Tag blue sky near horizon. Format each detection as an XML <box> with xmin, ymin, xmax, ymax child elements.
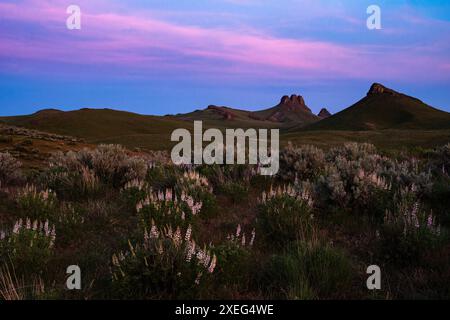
<box><xmin>0</xmin><ymin>0</ymin><xmax>449</xmax><ymax>116</ymax></box>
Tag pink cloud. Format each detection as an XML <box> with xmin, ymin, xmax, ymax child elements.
<box><xmin>0</xmin><ymin>0</ymin><xmax>449</xmax><ymax>82</ymax></box>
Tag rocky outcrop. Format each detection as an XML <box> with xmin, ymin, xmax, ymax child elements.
<box><xmin>207</xmin><ymin>105</ymin><xmax>236</xmax><ymax>120</ymax></box>
<box><xmin>367</xmin><ymin>83</ymin><xmax>399</xmax><ymax>97</ymax></box>
<box><xmin>318</xmin><ymin>108</ymin><xmax>331</xmax><ymax>119</ymax></box>
<box><xmin>279</xmin><ymin>94</ymin><xmax>312</xmax><ymax>113</ymax></box>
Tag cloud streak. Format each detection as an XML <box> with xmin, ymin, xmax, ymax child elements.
<box><xmin>0</xmin><ymin>0</ymin><xmax>449</xmax><ymax>83</ymax></box>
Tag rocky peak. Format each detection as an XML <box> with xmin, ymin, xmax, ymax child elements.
<box><xmin>318</xmin><ymin>108</ymin><xmax>331</xmax><ymax>119</ymax></box>
<box><xmin>279</xmin><ymin>94</ymin><xmax>311</xmax><ymax>112</ymax></box>
<box><xmin>367</xmin><ymin>83</ymin><xmax>399</xmax><ymax>97</ymax></box>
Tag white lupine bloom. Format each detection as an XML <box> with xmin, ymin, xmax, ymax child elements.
<box><xmin>173</xmin><ymin>227</ymin><xmax>182</xmax><ymax>247</ymax></box>
<box><xmin>184</xmin><ymin>225</ymin><xmax>192</xmax><ymax>241</ymax></box>
<box><xmin>236</xmin><ymin>224</ymin><xmax>241</xmax><ymax>238</ymax></box>
<box><xmin>185</xmin><ymin>240</ymin><xmax>196</xmax><ymax>262</ymax></box>
<box><xmin>250</xmin><ymin>229</ymin><xmax>256</xmax><ymax>246</ymax></box>
<box><xmin>208</xmin><ymin>255</ymin><xmax>217</xmax><ymax>273</ymax></box>
<box><xmin>13</xmin><ymin>219</ymin><xmax>22</xmax><ymax>234</ymax></box>
<box><xmin>150</xmin><ymin>224</ymin><xmax>160</xmax><ymax>239</ymax></box>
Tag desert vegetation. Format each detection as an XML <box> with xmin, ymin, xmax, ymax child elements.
<box><xmin>0</xmin><ymin>143</ymin><xmax>449</xmax><ymax>299</ymax></box>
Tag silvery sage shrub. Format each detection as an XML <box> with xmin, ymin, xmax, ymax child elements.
<box><xmin>43</xmin><ymin>165</ymin><xmax>101</xmax><ymax>200</ymax></box>
<box><xmin>49</xmin><ymin>144</ymin><xmax>148</xmax><ymax>189</ymax></box>
<box><xmin>383</xmin><ymin>158</ymin><xmax>432</xmax><ymax>195</ymax></box>
<box><xmin>326</xmin><ymin>143</ymin><xmax>377</xmax><ymax>162</ymax></box>
<box><xmin>315</xmin><ymin>156</ymin><xmax>391</xmax><ymax>215</ymax></box>
<box><xmin>279</xmin><ymin>144</ymin><xmax>326</xmax><ymax>181</ymax></box>
<box><xmin>0</xmin><ymin>152</ymin><xmax>22</xmax><ymax>186</ymax></box>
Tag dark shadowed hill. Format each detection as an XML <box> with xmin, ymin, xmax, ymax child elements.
<box><xmin>302</xmin><ymin>83</ymin><xmax>450</xmax><ymax>131</ymax></box>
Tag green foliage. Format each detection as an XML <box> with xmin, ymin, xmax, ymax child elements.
<box><xmin>146</xmin><ymin>165</ymin><xmax>182</xmax><ymax>191</ymax></box>
<box><xmin>259</xmin><ymin>242</ymin><xmax>353</xmax><ymax>299</ymax></box>
<box><xmin>217</xmin><ymin>181</ymin><xmax>249</xmax><ymax>203</ymax></box>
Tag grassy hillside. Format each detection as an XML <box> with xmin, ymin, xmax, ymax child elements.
<box><xmin>0</xmin><ymin>123</ymin><xmax>91</xmax><ymax>169</ymax></box>
<box><xmin>281</xmin><ymin>129</ymin><xmax>450</xmax><ymax>151</ymax></box>
<box><xmin>0</xmin><ymin>108</ymin><xmax>194</xmax><ymax>150</ymax></box>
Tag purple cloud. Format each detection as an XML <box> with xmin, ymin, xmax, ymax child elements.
<box><xmin>1</xmin><ymin>0</ymin><xmax>449</xmax><ymax>83</ymax></box>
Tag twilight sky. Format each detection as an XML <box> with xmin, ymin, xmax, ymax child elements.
<box><xmin>0</xmin><ymin>0</ymin><xmax>449</xmax><ymax>116</ymax></box>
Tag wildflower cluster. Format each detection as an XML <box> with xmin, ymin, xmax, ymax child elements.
<box><xmin>136</xmin><ymin>188</ymin><xmax>203</xmax><ymax>228</ymax></box>
<box><xmin>0</xmin><ymin>219</ymin><xmax>56</xmax><ymax>274</ymax></box>
<box><xmin>111</xmin><ymin>222</ymin><xmax>217</xmax><ymax>299</ymax></box>
<box><xmin>378</xmin><ymin>191</ymin><xmax>446</xmax><ymax>265</ymax></box>
<box><xmin>384</xmin><ymin>201</ymin><xmax>441</xmax><ymax>237</ymax></box>
<box><xmin>121</xmin><ymin>178</ymin><xmax>149</xmax><ymax>206</ymax></box>
<box><xmin>226</xmin><ymin>224</ymin><xmax>256</xmax><ymax>248</ymax></box>
<box><xmin>176</xmin><ymin>170</ymin><xmax>216</xmax><ymax>217</ymax></box>
<box><xmin>16</xmin><ymin>185</ymin><xmax>57</xmax><ymax>220</ymax></box>
<box><xmin>260</xmin><ymin>184</ymin><xmax>314</xmax><ymax>208</ymax></box>
<box><xmin>179</xmin><ymin>170</ymin><xmax>212</xmax><ymax>193</ymax></box>
<box><xmin>258</xmin><ymin>185</ymin><xmax>316</xmax><ymax>245</ymax></box>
